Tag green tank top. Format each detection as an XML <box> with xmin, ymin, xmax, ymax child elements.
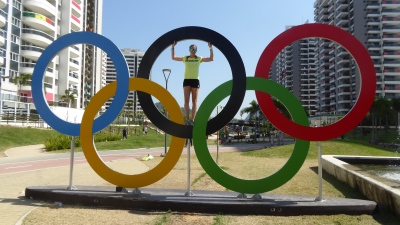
<box><xmin>183</xmin><ymin>56</ymin><xmax>202</xmax><ymax>79</ymax></box>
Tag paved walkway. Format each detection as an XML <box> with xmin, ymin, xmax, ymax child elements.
<box><xmin>4</xmin><ymin>144</ymin><xmax>46</xmax><ymax>158</ymax></box>
<box><xmin>0</xmin><ymin>145</ymin><xmax>149</xmax><ymax>225</ymax></box>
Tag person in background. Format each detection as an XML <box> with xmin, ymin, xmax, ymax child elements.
<box><xmin>122</xmin><ymin>127</ymin><xmax>127</xmax><ymax>140</ymax></box>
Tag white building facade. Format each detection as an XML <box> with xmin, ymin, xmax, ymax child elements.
<box><xmin>105</xmin><ymin>48</ymin><xmax>145</xmax><ymax>116</ymax></box>
<box><xmin>0</xmin><ymin>0</ymin><xmax>104</xmax><ymax>118</ymax></box>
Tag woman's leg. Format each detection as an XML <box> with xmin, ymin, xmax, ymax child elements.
<box><xmin>191</xmin><ymin>87</ymin><xmax>199</xmax><ymax>120</ymax></box>
<box><xmin>183</xmin><ymin>86</ymin><xmax>191</xmax><ymax>121</ymax></box>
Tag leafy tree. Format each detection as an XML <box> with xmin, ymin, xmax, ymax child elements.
<box><xmin>125</xmin><ymin>100</ymin><xmax>134</xmax><ymax>129</ymax></box>
<box><xmin>392</xmin><ymin>98</ymin><xmax>400</xmax><ymax>129</ymax></box>
<box><xmin>61</xmin><ymin>89</ymin><xmax>77</xmax><ymax>108</ymax></box>
<box><xmin>370</xmin><ymin>97</ymin><xmax>392</xmax><ymax>144</ymax></box>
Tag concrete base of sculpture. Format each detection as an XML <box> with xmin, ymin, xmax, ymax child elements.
<box><xmin>25</xmin><ymin>186</ymin><xmax>377</xmax><ymax>216</ymax></box>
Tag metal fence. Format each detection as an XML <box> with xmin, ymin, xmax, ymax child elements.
<box><xmin>0</xmin><ymin>112</ymin><xmax>49</xmax><ymax>128</ymax></box>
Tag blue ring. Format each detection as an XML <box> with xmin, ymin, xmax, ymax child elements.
<box><xmin>32</xmin><ymin>32</ymin><xmax>129</xmax><ymax>136</ymax></box>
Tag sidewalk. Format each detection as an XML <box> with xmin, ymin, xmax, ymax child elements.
<box><xmin>4</xmin><ymin>144</ymin><xmax>46</xmax><ymax>158</ymax></box>
<box><xmin>0</xmin><ymin>145</ymin><xmax>149</xmax><ymax>225</ymax></box>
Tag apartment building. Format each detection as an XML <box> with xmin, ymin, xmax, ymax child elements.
<box><xmin>313</xmin><ymin>0</ymin><xmax>400</xmax><ymax>116</ymax></box>
<box><xmin>0</xmin><ymin>0</ymin><xmax>104</xmax><ymax>117</ymax></box>
<box><xmin>105</xmin><ymin>48</ymin><xmax>145</xmax><ymax>116</ymax></box>
<box><xmin>271</xmin><ymin>24</ymin><xmax>318</xmax><ymax>115</ymax></box>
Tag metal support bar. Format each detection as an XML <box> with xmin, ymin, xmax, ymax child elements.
<box><xmin>67</xmin><ymin>136</ymin><xmax>77</xmax><ymax>190</ymax></box>
<box><xmin>315</xmin><ymin>141</ymin><xmax>325</xmax><ymax>202</ymax></box>
<box><xmin>184</xmin><ymin>143</ymin><xmax>194</xmax><ymax>197</ymax></box>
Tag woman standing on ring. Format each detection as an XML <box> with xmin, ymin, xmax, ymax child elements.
<box><xmin>171</xmin><ymin>41</ymin><xmax>214</xmax><ymax>125</ymax></box>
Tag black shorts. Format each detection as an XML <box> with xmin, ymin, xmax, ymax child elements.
<box><xmin>183</xmin><ymin>79</ymin><xmax>200</xmax><ymax>88</ymax></box>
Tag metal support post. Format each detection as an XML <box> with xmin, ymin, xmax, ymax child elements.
<box><xmin>67</xmin><ymin>136</ymin><xmax>77</xmax><ymax>190</ymax></box>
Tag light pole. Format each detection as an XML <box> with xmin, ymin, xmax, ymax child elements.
<box><xmin>162</xmin><ymin>69</ymin><xmax>171</xmax><ymax>156</ymax></box>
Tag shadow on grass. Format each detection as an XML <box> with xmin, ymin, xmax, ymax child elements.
<box><xmin>309</xmin><ymin>166</ymin><xmax>399</xmax><ymax>224</ymax></box>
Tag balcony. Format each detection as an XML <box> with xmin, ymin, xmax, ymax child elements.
<box><xmin>337</xmin><ymin>89</ymin><xmax>351</xmax><ymax>96</ymax></box>
<box><xmin>383</xmin><ymin>43</ymin><xmax>400</xmax><ymax>50</ymax></box>
<box><xmin>23</xmin><ymin>0</ymin><xmax>56</xmax><ymax>17</ymax></box>
<box><xmin>337</xmin><ymin>49</ymin><xmax>349</xmax><ymax>58</ymax></box>
<box><xmin>382</xmin><ymin>17</ymin><xmax>400</xmax><ymax>25</ymax></box>
<box><xmin>21</xmin><ymin>45</ymin><xmax>45</xmax><ymax>61</ymax></box>
<box><xmin>71</xmin><ymin>0</ymin><xmax>82</xmax><ymax>17</ymax></box>
<box><xmin>20</xmin><ymin>62</ymin><xmax>54</xmax><ymax>77</ymax></box>
<box><xmin>337</xmin><ymin>57</ymin><xmax>350</xmax><ymax>65</ymax></box>
<box><xmin>71</xmin><ymin>14</ymin><xmax>81</xmax><ymax>31</ymax></box>
<box><xmin>367</xmin><ymin>18</ymin><xmax>380</xmax><ymax>26</ymax></box>
<box><xmin>69</xmin><ymin>45</ymin><xmax>80</xmax><ymax>58</ymax></box>
<box><xmin>383</xmin><ymin>51</ymin><xmax>400</xmax><ymax>59</ymax></box>
<box><xmin>0</xmin><ymin>50</ymin><xmax>3</xmax><ymax>66</ymax></box>
<box><xmin>22</xmin><ymin>11</ymin><xmax>55</xmax><ymax>32</ymax></box>
<box><xmin>21</xmin><ymin>28</ymin><xmax>54</xmax><ymax>47</ymax></box>
<box><xmin>383</xmin><ymin>60</ymin><xmax>400</xmax><ymax>67</ymax></box>
<box><xmin>382</xmin><ymin>25</ymin><xmax>400</xmax><ymax>33</ymax></box>
<box><xmin>0</xmin><ymin>0</ymin><xmax>6</xmax><ymax>9</ymax></box>
<box><xmin>336</xmin><ymin>3</ymin><xmax>348</xmax><ymax>11</ymax></box>
<box><xmin>382</xmin><ymin>34</ymin><xmax>400</xmax><ymax>41</ymax></box>
<box><xmin>69</xmin><ymin>58</ymin><xmax>80</xmax><ymax>71</ymax></box>
<box><xmin>384</xmin><ymin>77</ymin><xmax>400</xmax><ymax>84</ymax></box>
<box><xmin>382</xmin><ymin>1</ymin><xmax>400</xmax><ymax>8</ymax></box>
<box><xmin>366</xmin><ymin>10</ymin><xmax>380</xmax><ymax>17</ymax></box>
<box><xmin>0</xmin><ymin>9</ymin><xmax>5</xmax><ymax>27</ymax></box>
<box><xmin>384</xmin><ymin>68</ymin><xmax>400</xmax><ymax>74</ymax></box>
<box><xmin>367</xmin><ymin>43</ymin><xmax>381</xmax><ymax>51</ymax></box>
<box><xmin>367</xmin><ymin>28</ymin><xmax>381</xmax><ymax>34</ymax></box>
<box><xmin>337</xmin><ymin>66</ymin><xmax>350</xmax><ymax>73</ymax></box>
<box><xmin>336</xmin><ymin>10</ymin><xmax>349</xmax><ymax>18</ymax></box>
<box><xmin>0</xmin><ymin>29</ymin><xmax>4</xmax><ymax>47</ymax></box>
<box><xmin>337</xmin><ymin>81</ymin><xmax>351</xmax><ymax>88</ymax></box>
<box><xmin>384</xmin><ymin>86</ymin><xmax>400</xmax><ymax>92</ymax></box>
<box><xmin>336</xmin><ymin>19</ymin><xmax>349</xmax><ymax>27</ymax></box>
<box><xmin>382</xmin><ymin>9</ymin><xmax>400</xmax><ymax>16</ymax></box>
<box><xmin>337</xmin><ymin>98</ymin><xmax>351</xmax><ymax>104</ymax></box>
<box><xmin>366</xmin><ymin>2</ymin><xmax>380</xmax><ymax>9</ymax></box>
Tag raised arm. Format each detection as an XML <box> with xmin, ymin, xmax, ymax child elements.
<box><xmin>171</xmin><ymin>41</ymin><xmax>183</xmax><ymax>61</ymax></box>
<box><xmin>202</xmin><ymin>42</ymin><xmax>214</xmax><ymax>62</ymax></box>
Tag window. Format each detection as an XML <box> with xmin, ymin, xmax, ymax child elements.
<box><xmin>13</xmin><ymin>0</ymin><xmax>21</xmax><ymax>10</ymax></box>
<box><xmin>12</xmin><ymin>17</ymin><xmax>20</xmax><ymax>27</ymax></box>
<box><xmin>11</xmin><ymin>34</ymin><xmax>20</xmax><ymax>44</ymax></box>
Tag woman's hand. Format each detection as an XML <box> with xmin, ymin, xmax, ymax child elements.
<box><xmin>172</xmin><ymin>41</ymin><xmax>177</xmax><ymax>48</ymax></box>
<box><xmin>208</xmin><ymin>42</ymin><xmax>212</xmax><ymax>49</ymax></box>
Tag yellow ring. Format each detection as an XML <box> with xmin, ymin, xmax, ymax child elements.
<box><xmin>80</xmin><ymin>78</ymin><xmax>185</xmax><ymax>188</ymax></box>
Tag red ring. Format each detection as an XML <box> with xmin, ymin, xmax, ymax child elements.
<box><xmin>255</xmin><ymin>24</ymin><xmax>376</xmax><ymax>141</ymax></box>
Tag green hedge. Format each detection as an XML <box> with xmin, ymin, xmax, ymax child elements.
<box><xmin>44</xmin><ymin>132</ymin><xmax>120</xmax><ymax>151</ymax></box>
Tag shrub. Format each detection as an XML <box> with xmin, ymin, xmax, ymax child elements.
<box><xmin>44</xmin><ymin>132</ymin><xmax>120</xmax><ymax>151</ymax></box>
<box><xmin>44</xmin><ymin>134</ymin><xmax>79</xmax><ymax>151</ymax></box>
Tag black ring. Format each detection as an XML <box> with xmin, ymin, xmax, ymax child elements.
<box><xmin>137</xmin><ymin>26</ymin><xmax>246</xmax><ymax>138</ymax></box>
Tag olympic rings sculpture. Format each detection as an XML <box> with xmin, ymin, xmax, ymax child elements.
<box><xmin>32</xmin><ymin>24</ymin><xmax>375</xmax><ymax>194</ymax></box>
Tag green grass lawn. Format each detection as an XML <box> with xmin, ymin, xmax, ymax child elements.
<box><xmin>0</xmin><ymin>125</ymin><xmax>218</xmax><ymax>153</ymax></box>
<box><xmin>0</xmin><ymin>125</ymin><xmax>58</xmax><ymax>152</ymax></box>
<box><xmin>243</xmin><ymin>139</ymin><xmax>398</xmax><ymax>159</ymax></box>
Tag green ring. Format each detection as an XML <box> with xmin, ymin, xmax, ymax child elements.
<box><xmin>193</xmin><ymin>77</ymin><xmax>310</xmax><ymax>194</ymax></box>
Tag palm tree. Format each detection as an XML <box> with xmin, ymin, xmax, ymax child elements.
<box><xmin>61</xmin><ymin>89</ymin><xmax>77</xmax><ymax>108</ymax></box>
<box><xmin>240</xmin><ymin>100</ymin><xmax>260</xmax><ymax>143</ymax></box>
<box><xmin>13</xmin><ymin>74</ymin><xmax>32</xmax><ymax>101</ymax></box>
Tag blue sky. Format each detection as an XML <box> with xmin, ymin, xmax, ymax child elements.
<box><xmin>102</xmin><ymin>0</ymin><xmax>316</xmax><ymax>119</ymax></box>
